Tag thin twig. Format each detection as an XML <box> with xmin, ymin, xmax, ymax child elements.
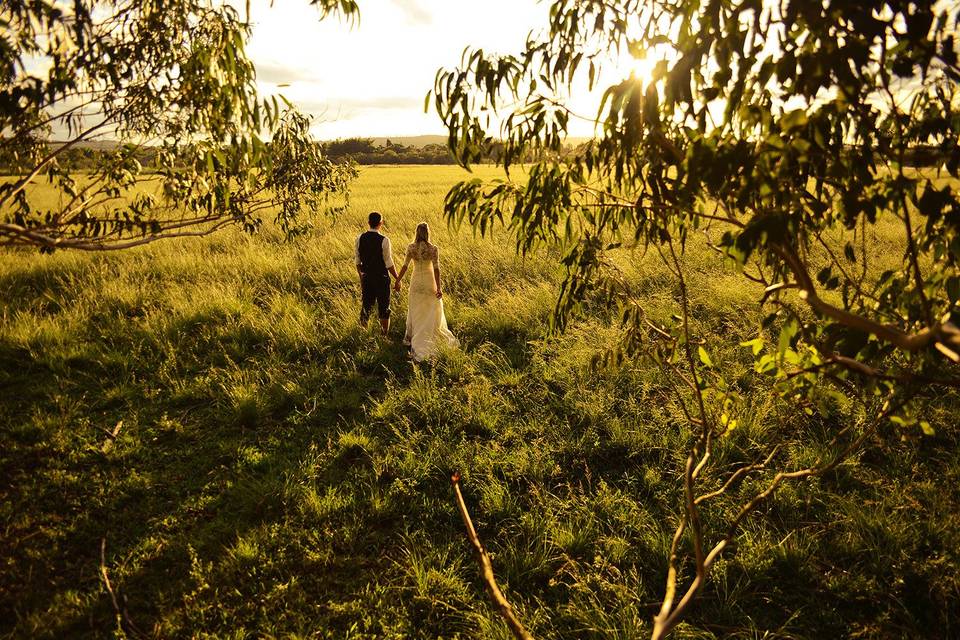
<box><xmin>0</xmin><ymin>117</ymin><xmax>112</xmax><ymax>208</ymax></box>
<box><xmin>0</xmin><ymin>218</ymin><xmax>235</xmax><ymax>251</ymax></box>
<box><xmin>451</xmin><ymin>472</ymin><xmax>534</xmax><ymax>640</ymax></box>
<box><xmin>100</xmin><ymin>538</ymin><xmax>122</xmax><ymax>619</ymax></box>
<box><xmin>99</xmin><ymin>538</ymin><xmax>144</xmax><ymax>637</ymax></box>
<box><xmin>694</xmin><ymin>446</ymin><xmax>781</xmax><ymax>506</ymax></box>
<box><xmin>100</xmin><ymin>420</ymin><xmax>124</xmax><ymax>454</ymax></box>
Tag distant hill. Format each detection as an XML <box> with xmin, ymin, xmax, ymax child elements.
<box><xmin>367</xmin><ymin>135</ymin><xmax>448</xmax><ymax>148</ymax></box>
<box><xmin>50</xmin><ymin>135</ymin><xmax>596</xmax><ymax>150</ymax></box>
<box><xmin>363</xmin><ymin>134</ymin><xmax>595</xmax><ymax>147</ymax></box>
<box><xmin>49</xmin><ymin>139</ymin><xmax>122</xmax><ymax>150</ymax></box>
<box><xmin>50</xmin><ymin>137</ymin><xmax>451</xmax><ymax>150</ymax></box>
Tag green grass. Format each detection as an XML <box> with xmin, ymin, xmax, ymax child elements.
<box><xmin>1</xmin><ymin>165</ymin><xmax>959</xmax><ymax>638</ymax></box>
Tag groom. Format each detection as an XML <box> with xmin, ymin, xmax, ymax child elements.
<box><xmin>355</xmin><ymin>211</ymin><xmax>399</xmax><ymax>335</ymax></box>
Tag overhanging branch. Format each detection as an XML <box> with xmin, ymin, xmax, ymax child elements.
<box><xmin>772</xmin><ymin>243</ymin><xmax>960</xmax><ymax>360</ymax></box>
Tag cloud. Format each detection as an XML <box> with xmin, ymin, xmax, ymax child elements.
<box><xmin>295</xmin><ymin>95</ymin><xmax>423</xmax><ymax>114</ymax></box>
<box><xmin>394</xmin><ymin>0</ymin><xmax>431</xmax><ymax>25</ymax></box>
<box><xmin>253</xmin><ymin>61</ymin><xmax>321</xmax><ymax>85</ymax></box>
<box><xmin>243</xmin><ymin>0</ymin><xmax>551</xmax><ymax>137</ymax></box>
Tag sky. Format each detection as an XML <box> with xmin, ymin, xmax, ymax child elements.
<box><xmin>244</xmin><ymin>0</ymin><xmax>557</xmax><ymax>140</ymax></box>
<box><xmin>30</xmin><ymin>0</ymin><xmax>648</xmax><ymax>143</ymax></box>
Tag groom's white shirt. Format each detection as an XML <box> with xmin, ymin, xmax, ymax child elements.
<box><xmin>354</xmin><ymin>229</ymin><xmax>395</xmax><ymax>269</ymax></box>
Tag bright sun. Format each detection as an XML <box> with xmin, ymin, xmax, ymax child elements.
<box><xmin>614</xmin><ymin>45</ymin><xmax>674</xmax><ymax>85</ymax></box>
<box><xmin>622</xmin><ymin>54</ymin><xmax>658</xmax><ymax>81</ymax></box>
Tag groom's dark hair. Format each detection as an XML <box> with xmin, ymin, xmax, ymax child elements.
<box><xmin>368</xmin><ymin>211</ymin><xmax>382</xmax><ymax>228</ymax></box>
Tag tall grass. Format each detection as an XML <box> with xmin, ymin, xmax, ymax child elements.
<box><xmin>1</xmin><ymin>166</ymin><xmax>958</xmax><ymax>638</ymax></box>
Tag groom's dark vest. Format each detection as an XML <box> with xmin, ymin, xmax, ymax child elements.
<box><xmin>358</xmin><ymin>230</ymin><xmax>387</xmax><ymax>277</ymax></box>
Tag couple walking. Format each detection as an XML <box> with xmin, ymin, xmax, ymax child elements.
<box><xmin>355</xmin><ymin>211</ymin><xmax>459</xmax><ymax>361</ymax></box>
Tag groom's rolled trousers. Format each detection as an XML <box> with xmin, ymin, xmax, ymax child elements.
<box><xmin>355</xmin><ymin>229</ymin><xmax>395</xmax><ymax>323</ymax></box>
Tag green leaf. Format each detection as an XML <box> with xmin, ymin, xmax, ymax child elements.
<box><xmin>780</xmin><ymin>109</ymin><xmax>808</xmax><ymax>131</ymax></box>
<box><xmin>843</xmin><ymin>242</ymin><xmax>856</xmax><ymax>262</ymax></box>
<box><xmin>697</xmin><ymin>346</ymin><xmax>713</xmax><ymax>367</ymax></box>
<box><xmin>720</xmin><ymin>413</ymin><xmax>738</xmax><ymax>433</ymax></box>
<box><xmin>777</xmin><ymin>319</ymin><xmax>799</xmax><ymax>356</ymax></box>
<box><xmin>740</xmin><ymin>337</ymin><xmax>764</xmax><ymax>355</ymax></box>
<box><xmin>918</xmin><ymin>181</ymin><xmax>949</xmax><ymax>218</ymax></box>
<box><xmin>947</xmin><ymin>276</ymin><xmax>960</xmax><ymax>304</ymax></box>
<box><xmin>816</xmin><ymin>266</ymin><xmax>832</xmax><ymax>285</ymax></box>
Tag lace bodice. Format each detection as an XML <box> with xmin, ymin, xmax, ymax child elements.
<box><xmin>406</xmin><ymin>242</ymin><xmax>439</xmax><ymax>264</ymax></box>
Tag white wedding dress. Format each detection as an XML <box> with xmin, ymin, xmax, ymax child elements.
<box><xmin>402</xmin><ymin>242</ymin><xmax>459</xmax><ymax>361</ymax></box>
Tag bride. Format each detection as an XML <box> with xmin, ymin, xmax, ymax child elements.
<box><xmin>394</xmin><ymin>222</ymin><xmax>459</xmax><ymax>361</ymax></box>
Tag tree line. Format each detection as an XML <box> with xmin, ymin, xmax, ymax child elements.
<box><xmin>1</xmin><ymin>138</ymin><xmax>947</xmax><ymax>176</ymax></box>
<box><xmin>322</xmin><ymin>138</ymin><xmax>458</xmax><ymax>164</ymax></box>
<box><xmin>0</xmin><ymin>138</ymin><xmax>470</xmax><ymax>174</ymax></box>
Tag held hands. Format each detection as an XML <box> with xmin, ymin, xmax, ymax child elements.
<box><xmin>387</xmin><ymin>275</ymin><xmax>442</xmax><ymax>297</ymax></box>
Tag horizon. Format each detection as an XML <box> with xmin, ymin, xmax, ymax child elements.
<box><xmin>49</xmin><ymin>133</ymin><xmax>599</xmax><ymax>147</ymax></box>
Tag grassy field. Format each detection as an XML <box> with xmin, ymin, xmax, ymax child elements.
<box><xmin>2</xmin><ymin>165</ymin><xmax>959</xmax><ymax>639</ymax></box>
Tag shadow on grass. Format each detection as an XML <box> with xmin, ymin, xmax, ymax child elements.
<box><xmin>0</xmin><ymin>302</ymin><xmax>429</xmax><ymax>636</ymax></box>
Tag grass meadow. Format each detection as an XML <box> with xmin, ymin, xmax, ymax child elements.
<box><xmin>2</xmin><ymin>165</ymin><xmax>959</xmax><ymax>638</ymax></box>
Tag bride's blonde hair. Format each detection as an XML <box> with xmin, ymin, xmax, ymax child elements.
<box><xmin>414</xmin><ymin>222</ymin><xmax>430</xmax><ymax>244</ymax></box>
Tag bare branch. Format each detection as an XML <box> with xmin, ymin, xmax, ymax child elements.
<box><xmin>694</xmin><ymin>446</ymin><xmax>781</xmax><ymax>506</ymax></box>
<box><xmin>651</xmin><ymin>397</ymin><xmax>903</xmax><ymax>640</ymax></box>
<box><xmin>99</xmin><ymin>538</ymin><xmax>144</xmax><ymax>638</ymax></box>
<box><xmin>451</xmin><ymin>472</ymin><xmax>534</xmax><ymax>640</ymax></box>
<box><xmin>99</xmin><ymin>420</ymin><xmax>124</xmax><ymax>454</ymax></box>
<box><xmin>0</xmin><ymin>219</ymin><xmax>236</xmax><ymax>251</ymax></box>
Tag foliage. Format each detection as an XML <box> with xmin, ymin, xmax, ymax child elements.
<box><xmin>0</xmin><ymin>0</ymin><xmax>359</xmax><ymax>251</ymax></box>
<box><xmin>1</xmin><ymin>167</ymin><xmax>958</xmax><ymax>639</ymax></box>
<box><xmin>433</xmin><ymin>0</ymin><xmax>960</xmax><ymax>635</ymax></box>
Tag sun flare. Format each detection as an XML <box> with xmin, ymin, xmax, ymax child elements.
<box><xmin>621</xmin><ymin>53</ymin><xmax>658</xmax><ymax>81</ymax></box>
<box><xmin>613</xmin><ymin>44</ymin><xmax>675</xmax><ymax>87</ymax></box>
